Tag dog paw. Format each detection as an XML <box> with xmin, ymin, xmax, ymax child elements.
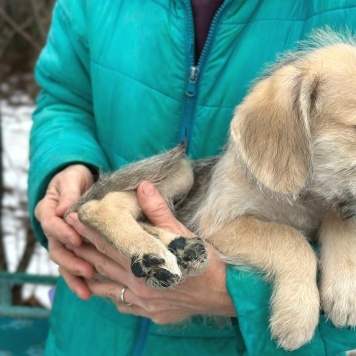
<box><xmin>167</xmin><ymin>236</ymin><xmax>209</xmax><ymax>276</ymax></box>
<box><xmin>78</xmin><ymin>200</ymin><xmax>99</xmax><ymax>226</ymax></box>
<box><xmin>131</xmin><ymin>253</ymin><xmax>181</xmax><ymax>288</ymax></box>
<box><xmin>270</xmin><ymin>310</ymin><xmax>319</xmax><ymax>351</ymax></box>
<box><xmin>270</xmin><ymin>282</ymin><xmax>320</xmax><ymax>350</ymax></box>
<box><xmin>320</xmin><ymin>277</ymin><xmax>356</xmax><ymax>328</ymax></box>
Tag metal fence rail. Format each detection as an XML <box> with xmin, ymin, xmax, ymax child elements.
<box><xmin>0</xmin><ymin>271</ymin><xmax>57</xmax><ymax>318</ymax></box>
<box><xmin>0</xmin><ymin>271</ymin><xmax>58</xmax><ymax>354</ymax></box>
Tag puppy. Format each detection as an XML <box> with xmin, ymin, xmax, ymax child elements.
<box><xmin>66</xmin><ymin>28</ymin><xmax>356</xmax><ymax>350</ymax></box>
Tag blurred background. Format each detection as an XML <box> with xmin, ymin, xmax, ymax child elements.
<box><xmin>0</xmin><ymin>1</ymin><xmax>58</xmax><ymax>353</ymax></box>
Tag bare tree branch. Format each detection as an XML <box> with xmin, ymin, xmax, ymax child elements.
<box><xmin>0</xmin><ymin>100</ymin><xmax>7</xmax><ymax>272</ymax></box>
<box><xmin>0</xmin><ymin>18</ymin><xmax>32</xmax><ymax>59</ymax></box>
<box><xmin>29</xmin><ymin>0</ymin><xmax>46</xmax><ymax>42</ymax></box>
<box><xmin>0</xmin><ymin>7</ymin><xmax>41</xmax><ymax>52</ymax></box>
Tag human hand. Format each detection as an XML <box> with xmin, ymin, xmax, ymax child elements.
<box><xmin>34</xmin><ymin>164</ymin><xmax>96</xmax><ymax>300</ymax></box>
<box><xmin>65</xmin><ymin>180</ymin><xmax>236</xmax><ymax>323</ymax></box>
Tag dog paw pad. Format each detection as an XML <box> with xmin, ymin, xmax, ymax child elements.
<box><xmin>168</xmin><ymin>236</ymin><xmax>186</xmax><ymax>250</ymax></box>
<box><xmin>142</xmin><ymin>254</ymin><xmax>165</xmax><ymax>267</ymax></box>
<box><xmin>152</xmin><ymin>268</ymin><xmax>180</xmax><ymax>287</ymax></box>
<box><xmin>131</xmin><ymin>258</ymin><xmax>148</xmax><ymax>278</ymax></box>
<box><xmin>131</xmin><ymin>254</ymin><xmax>180</xmax><ymax>288</ymax></box>
<box><xmin>168</xmin><ymin>237</ymin><xmax>209</xmax><ymax>275</ymax></box>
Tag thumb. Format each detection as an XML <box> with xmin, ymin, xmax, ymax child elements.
<box><xmin>56</xmin><ymin>190</ymin><xmax>82</xmax><ymax>216</ymax></box>
<box><xmin>55</xmin><ymin>180</ymin><xmax>86</xmax><ymax>217</ymax></box>
<box><xmin>137</xmin><ymin>180</ymin><xmax>194</xmax><ymax>236</ymax></box>
<box><xmin>55</xmin><ymin>165</ymin><xmax>94</xmax><ymax>216</ymax></box>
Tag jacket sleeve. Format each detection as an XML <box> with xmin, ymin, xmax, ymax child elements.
<box><xmin>226</xmin><ymin>265</ymin><xmax>356</xmax><ymax>355</ymax></box>
<box><xmin>28</xmin><ymin>0</ymin><xmax>110</xmax><ymax>248</ymax></box>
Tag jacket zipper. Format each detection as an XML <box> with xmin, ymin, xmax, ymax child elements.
<box><xmin>132</xmin><ymin>317</ymin><xmax>150</xmax><ymax>356</ymax></box>
<box><xmin>180</xmin><ymin>0</ymin><xmax>231</xmax><ymax>153</ymax></box>
<box><xmin>132</xmin><ymin>4</ymin><xmax>232</xmax><ymax>355</ymax></box>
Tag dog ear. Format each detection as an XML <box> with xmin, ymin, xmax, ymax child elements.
<box><xmin>231</xmin><ymin>64</ymin><xmax>318</xmax><ymax>197</ymax></box>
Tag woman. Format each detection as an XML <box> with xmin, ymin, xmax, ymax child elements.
<box><xmin>29</xmin><ymin>0</ymin><xmax>356</xmax><ymax>354</ymax></box>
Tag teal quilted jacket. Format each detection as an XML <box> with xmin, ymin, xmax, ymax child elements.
<box><xmin>29</xmin><ymin>0</ymin><xmax>356</xmax><ymax>354</ymax></box>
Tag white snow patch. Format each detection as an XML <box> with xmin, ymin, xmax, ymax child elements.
<box><xmin>1</xmin><ymin>89</ymin><xmax>58</xmax><ymax>309</ymax></box>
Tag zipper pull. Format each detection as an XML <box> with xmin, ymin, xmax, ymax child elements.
<box><xmin>186</xmin><ymin>66</ymin><xmax>199</xmax><ymax>97</ymax></box>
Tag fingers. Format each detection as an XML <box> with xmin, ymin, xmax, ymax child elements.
<box><xmin>34</xmin><ymin>165</ymin><xmax>100</xmax><ymax>301</ymax></box>
<box><xmin>116</xmin><ymin>285</ymin><xmax>192</xmax><ymax>324</ymax></box>
<box><xmin>49</xmin><ymin>238</ymin><xmax>94</xmax><ymax>278</ymax></box>
<box><xmin>52</xmin><ymin>233</ymin><xmax>94</xmax><ymax>301</ymax></box>
<box><xmin>59</xmin><ymin>266</ymin><xmax>92</xmax><ymax>300</ymax></box>
<box><xmin>56</xmin><ymin>191</ymin><xmax>82</xmax><ymax>217</ymax></box>
<box><xmin>86</xmin><ymin>281</ymin><xmax>141</xmax><ymax>317</ymax></box>
<box><xmin>86</xmin><ymin>280</ymin><xmax>187</xmax><ymax>323</ymax></box>
<box><xmin>137</xmin><ymin>180</ymin><xmax>195</xmax><ymax>236</ymax></box>
<box><xmin>66</xmin><ymin>242</ymin><xmax>130</xmax><ymax>284</ymax></box>
<box><xmin>36</xmin><ymin>199</ymin><xmax>83</xmax><ymax>246</ymax></box>
<box><xmin>55</xmin><ymin>164</ymin><xmax>94</xmax><ymax>216</ymax></box>
<box><xmin>86</xmin><ymin>280</ymin><xmax>126</xmax><ymax>304</ymax></box>
<box><xmin>35</xmin><ymin>164</ymin><xmax>95</xmax><ymax>246</ymax></box>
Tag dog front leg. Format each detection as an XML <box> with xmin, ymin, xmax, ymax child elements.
<box><xmin>319</xmin><ymin>212</ymin><xmax>356</xmax><ymax>328</ymax></box>
<box><xmin>206</xmin><ymin>216</ymin><xmax>319</xmax><ymax>351</ymax></box>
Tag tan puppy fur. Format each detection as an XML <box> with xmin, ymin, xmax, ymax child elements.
<box><xmin>66</xmin><ymin>145</ymin><xmax>210</xmax><ymax>288</ymax></box>
<box><xmin>67</xmin><ymin>28</ymin><xmax>356</xmax><ymax>350</ymax></box>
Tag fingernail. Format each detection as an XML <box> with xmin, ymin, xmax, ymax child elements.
<box><xmin>142</xmin><ymin>181</ymin><xmax>157</xmax><ymax>197</ymax></box>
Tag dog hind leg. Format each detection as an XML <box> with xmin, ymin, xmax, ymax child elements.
<box><xmin>139</xmin><ymin>222</ymin><xmax>209</xmax><ymax>277</ymax></box>
<box><xmin>78</xmin><ymin>191</ymin><xmax>182</xmax><ymax>288</ymax></box>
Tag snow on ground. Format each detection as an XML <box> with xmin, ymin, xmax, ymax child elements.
<box><xmin>1</xmin><ymin>80</ymin><xmax>58</xmax><ymax>309</ymax></box>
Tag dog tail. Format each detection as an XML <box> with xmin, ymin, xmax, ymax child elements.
<box><xmin>65</xmin><ymin>142</ymin><xmax>189</xmax><ymax>216</ymax></box>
